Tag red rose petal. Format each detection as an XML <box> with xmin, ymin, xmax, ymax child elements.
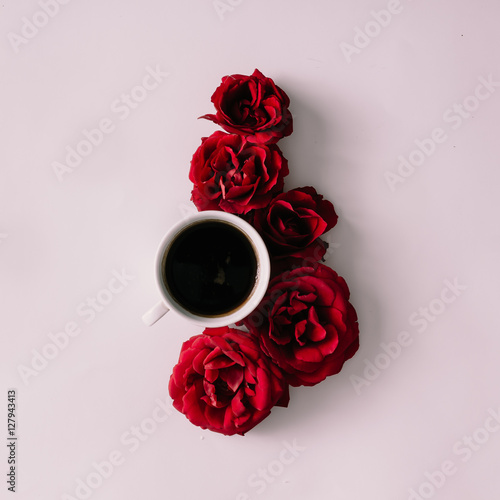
<box><xmin>316</xmin><ymin>325</ymin><xmax>339</xmax><ymax>356</ymax></box>
<box><xmin>222</xmin><ymin>366</ymin><xmax>244</xmax><ymax>392</ymax></box>
<box><xmin>293</xmin><ymin>343</ymin><xmax>324</xmax><ymax>363</ymax></box>
<box><xmin>202</xmin><ymin>379</ymin><xmax>221</xmax><ymax>408</ymax></box>
<box><xmin>231</xmin><ymin>389</ymin><xmax>247</xmax><ymax>417</ymax></box>
<box><xmin>294</xmin><ymin>319</ymin><xmax>307</xmax><ymax>346</ymax></box>
<box><xmin>182</xmin><ymin>383</ymin><xmax>206</xmax><ymax>427</ymax></box>
<box><xmin>300</xmin><ymin>276</ymin><xmax>335</xmax><ymax>306</ymax></box>
<box><xmin>204</xmin><ymin>368</ymin><xmax>219</xmax><ymax>383</ymax></box>
<box><xmin>307</xmin><ymin>308</ymin><xmax>327</xmax><ymax>342</ymax></box>
<box><xmin>245</xmin><ymin>386</ymin><xmax>256</xmax><ymax>398</ymax></box>
<box><xmin>252</xmin><ymin>367</ymin><xmax>271</xmax><ymax>411</ymax></box>
<box><xmin>204</xmin><ymin>404</ymin><xmax>225</xmax><ymax>431</ymax></box>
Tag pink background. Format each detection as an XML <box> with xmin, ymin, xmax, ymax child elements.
<box><xmin>1</xmin><ymin>1</ymin><xmax>499</xmax><ymax>499</ymax></box>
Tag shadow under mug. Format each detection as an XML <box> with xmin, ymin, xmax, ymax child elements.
<box><xmin>142</xmin><ymin>211</ymin><xmax>271</xmax><ymax>327</ymax></box>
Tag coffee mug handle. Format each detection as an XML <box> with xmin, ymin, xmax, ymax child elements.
<box><xmin>142</xmin><ymin>301</ymin><xmax>170</xmax><ymax>326</ymax></box>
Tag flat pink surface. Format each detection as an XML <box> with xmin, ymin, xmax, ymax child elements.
<box><xmin>1</xmin><ymin>1</ymin><xmax>499</xmax><ymax>499</ymax></box>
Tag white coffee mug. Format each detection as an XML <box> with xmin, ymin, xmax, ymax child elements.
<box><xmin>142</xmin><ymin>211</ymin><xmax>270</xmax><ymax>327</ymax></box>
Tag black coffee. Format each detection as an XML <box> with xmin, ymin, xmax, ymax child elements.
<box><xmin>163</xmin><ymin>221</ymin><xmax>258</xmax><ymax>316</ymax></box>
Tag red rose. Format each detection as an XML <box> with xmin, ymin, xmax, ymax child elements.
<box><xmin>252</xmin><ymin>187</ymin><xmax>338</xmax><ymax>260</ymax></box>
<box><xmin>200</xmin><ymin>69</ymin><xmax>293</xmax><ymax>144</ymax></box>
<box><xmin>243</xmin><ymin>263</ymin><xmax>359</xmax><ymax>387</ymax></box>
<box><xmin>168</xmin><ymin>327</ymin><xmax>289</xmax><ymax>436</ymax></box>
<box><xmin>189</xmin><ymin>131</ymin><xmax>289</xmax><ymax>215</ymax></box>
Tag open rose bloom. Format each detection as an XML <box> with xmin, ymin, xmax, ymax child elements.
<box><xmin>189</xmin><ymin>131</ymin><xmax>289</xmax><ymax>214</ymax></box>
<box><xmin>200</xmin><ymin>69</ymin><xmax>293</xmax><ymax>144</ymax></box>
<box><xmin>243</xmin><ymin>262</ymin><xmax>359</xmax><ymax>387</ymax></box>
<box><xmin>169</xmin><ymin>327</ymin><xmax>289</xmax><ymax>436</ymax></box>
<box><xmin>252</xmin><ymin>186</ymin><xmax>338</xmax><ymax>260</ymax></box>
